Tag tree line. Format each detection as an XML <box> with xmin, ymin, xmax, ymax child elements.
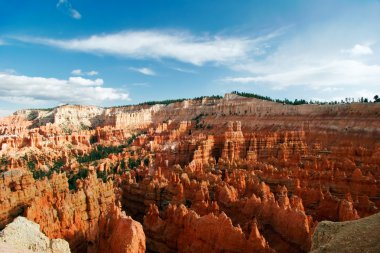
<box><xmin>232</xmin><ymin>91</ymin><xmax>379</xmax><ymax>105</ymax></box>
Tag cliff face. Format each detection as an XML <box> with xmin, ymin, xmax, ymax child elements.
<box><xmin>0</xmin><ymin>94</ymin><xmax>379</xmax><ymax>253</ymax></box>
<box><xmin>0</xmin><ymin>169</ymin><xmax>145</xmax><ymax>253</ymax></box>
<box><xmin>143</xmin><ymin>204</ymin><xmax>274</xmax><ymax>253</ymax></box>
<box><xmin>6</xmin><ymin>94</ymin><xmax>379</xmax><ymax>135</ymax></box>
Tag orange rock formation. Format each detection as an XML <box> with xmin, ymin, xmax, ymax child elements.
<box><xmin>0</xmin><ymin>94</ymin><xmax>379</xmax><ymax>252</ymax></box>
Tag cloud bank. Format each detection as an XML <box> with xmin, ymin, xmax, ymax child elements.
<box><xmin>0</xmin><ymin>72</ymin><xmax>128</xmax><ymax>105</ymax></box>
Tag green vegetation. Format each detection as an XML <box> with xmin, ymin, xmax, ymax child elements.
<box><xmin>107</xmin><ymin>95</ymin><xmax>223</xmax><ymax>108</ymax></box>
<box><xmin>23</xmin><ymin>107</ymin><xmax>54</xmax><ymax>112</ymax></box>
<box><xmin>232</xmin><ymin>91</ymin><xmax>311</xmax><ymax>105</ymax></box>
<box><xmin>138</xmin><ymin>95</ymin><xmax>223</xmax><ymax>106</ymax></box>
<box><xmin>192</xmin><ymin>113</ymin><xmax>204</xmax><ymax>123</ymax></box>
<box><xmin>16</xmin><ymin>92</ymin><xmax>379</xmax><ymax>114</ymax></box>
<box><xmin>77</xmin><ymin>145</ymin><xmax>125</xmax><ymax>163</ymax></box>
<box><xmin>97</xmin><ymin>169</ymin><xmax>108</xmax><ymax>183</ymax></box>
<box><xmin>138</xmin><ymin>98</ymin><xmax>187</xmax><ymax>106</ymax></box>
<box><xmin>62</xmin><ymin>126</ymin><xmax>73</xmax><ymax>135</ymax></box>
<box><xmin>89</xmin><ymin>135</ymin><xmax>98</xmax><ymax>144</ymax></box>
<box><xmin>0</xmin><ymin>155</ymin><xmax>8</xmax><ymax>166</ymax></box>
<box><xmin>232</xmin><ymin>91</ymin><xmax>373</xmax><ymax>105</ymax></box>
<box><xmin>24</xmin><ymin>155</ymin><xmax>89</xmax><ymax>190</ymax></box>
<box><xmin>143</xmin><ymin>157</ymin><xmax>150</xmax><ymax>166</ymax></box>
<box><xmin>28</xmin><ymin>159</ymin><xmax>65</xmax><ymax>180</ymax></box>
<box><xmin>27</xmin><ymin>111</ymin><xmax>39</xmax><ymax>121</ymax></box>
<box><xmin>0</xmin><ymin>156</ymin><xmax>8</xmax><ymax>172</ymax></box>
<box><xmin>79</xmin><ymin>123</ymin><xmax>91</xmax><ymax>131</ymax></box>
<box><xmin>374</xmin><ymin>95</ymin><xmax>380</xmax><ymax>103</ymax></box>
<box><xmin>128</xmin><ymin>157</ymin><xmax>141</xmax><ymax>169</ymax></box>
<box><xmin>68</xmin><ymin>167</ymin><xmax>89</xmax><ymax>190</ymax></box>
<box><xmin>192</xmin><ymin>113</ymin><xmax>212</xmax><ymax>129</ymax></box>
<box><xmin>77</xmin><ymin>133</ymin><xmax>140</xmax><ymax>163</ymax></box>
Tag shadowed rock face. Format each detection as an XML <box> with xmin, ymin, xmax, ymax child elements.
<box><xmin>310</xmin><ymin>212</ymin><xmax>380</xmax><ymax>253</ymax></box>
<box><xmin>0</xmin><ymin>94</ymin><xmax>379</xmax><ymax>253</ymax></box>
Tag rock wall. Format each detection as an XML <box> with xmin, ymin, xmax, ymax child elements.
<box><xmin>0</xmin><ymin>169</ymin><xmax>145</xmax><ymax>253</ymax></box>
<box><xmin>143</xmin><ymin>204</ymin><xmax>274</xmax><ymax>253</ymax></box>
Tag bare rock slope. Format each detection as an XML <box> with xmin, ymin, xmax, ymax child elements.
<box><xmin>0</xmin><ymin>216</ymin><xmax>70</xmax><ymax>253</ymax></box>
<box><xmin>311</xmin><ymin>212</ymin><xmax>380</xmax><ymax>253</ymax></box>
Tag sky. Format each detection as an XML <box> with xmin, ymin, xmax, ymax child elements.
<box><xmin>1</xmin><ymin>0</ymin><xmax>380</xmax><ymax>116</ymax></box>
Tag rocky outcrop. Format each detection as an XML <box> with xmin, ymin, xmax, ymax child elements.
<box><xmin>98</xmin><ymin>206</ymin><xmax>146</xmax><ymax>253</ymax></box>
<box><xmin>0</xmin><ymin>170</ymin><xmax>37</xmax><ymax>228</ymax></box>
<box><xmin>310</xmin><ymin>212</ymin><xmax>380</xmax><ymax>253</ymax></box>
<box><xmin>143</xmin><ymin>204</ymin><xmax>274</xmax><ymax>253</ymax></box>
<box><xmin>24</xmin><ymin>171</ymin><xmax>116</xmax><ymax>252</ymax></box>
<box><xmin>0</xmin><ymin>216</ymin><xmax>70</xmax><ymax>253</ymax></box>
<box><xmin>0</xmin><ymin>169</ymin><xmax>145</xmax><ymax>253</ymax></box>
<box><xmin>1</xmin><ymin>94</ymin><xmax>380</xmax><ymax>253</ymax></box>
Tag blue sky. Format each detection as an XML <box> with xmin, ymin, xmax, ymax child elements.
<box><xmin>1</xmin><ymin>0</ymin><xmax>380</xmax><ymax>116</ymax></box>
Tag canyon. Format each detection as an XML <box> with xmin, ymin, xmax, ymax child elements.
<box><xmin>0</xmin><ymin>93</ymin><xmax>379</xmax><ymax>252</ymax></box>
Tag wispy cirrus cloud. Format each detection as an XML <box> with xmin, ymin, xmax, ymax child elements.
<box><xmin>172</xmin><ymin>67</ymin><xmax>197</xmax><ymax>74</ymax></box>
<box><xmin>56</xmin><ymin>0</ymin><xmax>81</xmax><ymax>20</ymax></box>
<box><xmin>12</xmin><ymin>30</ymin><xmax>264</xmax><ymax>66</ymax></box>
<box><xmin>129</xmin><ymin>67</ymin><xmax>156</xmax><ymax>76</ymax></box>
<box><xmin>0</xmin><ymin>72</ymin><xmax>128</xmax><ymax>105</ymax></box>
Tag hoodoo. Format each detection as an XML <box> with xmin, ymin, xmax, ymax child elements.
<box><xmin>1</xmin><ymin>94</ymin><xmax>379</xmax><ymax>252</ymax></box>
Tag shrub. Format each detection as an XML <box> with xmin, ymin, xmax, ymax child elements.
<box><xmin>68</xmin><ymin>168</ymin><xmax>89</xmax><ymax>190</ymax></box>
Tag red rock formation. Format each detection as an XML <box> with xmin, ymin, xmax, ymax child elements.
<box><xmin>1</xmin><ymin>94</ymin><xmax>380</xmax><ymax>253</ymax></box>
<box><xmin>98</xmin><ymin>205</ymin><xmax>146</xmax><ymax>253</ymax></box>
<box><xmin>144</xmin><ymin>204</ymin><xmax>274</xmax><ymax>253</ymax></box>
<box><xmin>0</xmin><ymin>169</ymin><xmax>145</xmax><ymax>253</ymax></box>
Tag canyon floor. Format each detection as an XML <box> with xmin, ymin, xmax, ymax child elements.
<box><xmin>1</xmin><ymin>93</ymin><xmax>379</xmax><ymax>253</ymax></box>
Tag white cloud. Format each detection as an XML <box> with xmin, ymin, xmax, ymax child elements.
<box><xmin>68</xmin><ymin>76</ymin><xmax>103</xmax><ymax>86</ymax></box>
<box><xmin>86</xmin><ymin>70</ymin><xmax>98</xmax><ymax>76</ymax></box>
<box><xmin>57</xmin><ymin>0</ymin><xmax>81</xmax><ymax>20</ymax></box>
<box><xmin>129</xmin><ymin>67</ymin><xmax>156</xmax><ymax>76</ymax></box>
<box><xmin>224</xmin><ymin>60</ymin><xmax>380</xmax><ymax>89</ymax></box>
<box><xmin>0</xmin><ymin>73</ymin><xmax>128</xmax><ymax>105</ymax></box>
<box><xmin>71</xmin><ymin>69</ymin><xmax>82</xmax><ymax>75</ymax></box>
<box><xmin>341</xmin><ymin>44</ymin><xmax>373</xmax><ymax>56</ymax></box>
<box><xmin>70</xmin><ymin>9</ymin><xmax>81</xmax><ymax>20</ymax></box>
<box><xmin>221</xmin><ymin>6</ymin><xmax>380</xmax><ymax>101</ymax></box>
<box><xmin>172</xmin><ymin>67</ymin><xmax>197</xmax><ymax>74</ymax></box>
<box><xmin>71</xmin><ymin>69</ymin><xmax>98</xmax><ymax>76</ymax></box>
<box><xmin>0</xmin><ymin>39</ymin><xmax>5</xmax><ymax>46</ymax></box>
<box><xmin>15</xmin><ymin>30</ymin><xmax>257</xmax><ymax>66</ymax></box>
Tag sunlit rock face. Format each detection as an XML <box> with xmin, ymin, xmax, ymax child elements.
<box><xmin>0</xmin><ymin>216</ymin><xmax>71</xmax><ymax>253</ymax></box>
<box><xmin>0</xmin><ymin>94</ymin><xmax>379</xmax><ymax>252</ymax></box>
